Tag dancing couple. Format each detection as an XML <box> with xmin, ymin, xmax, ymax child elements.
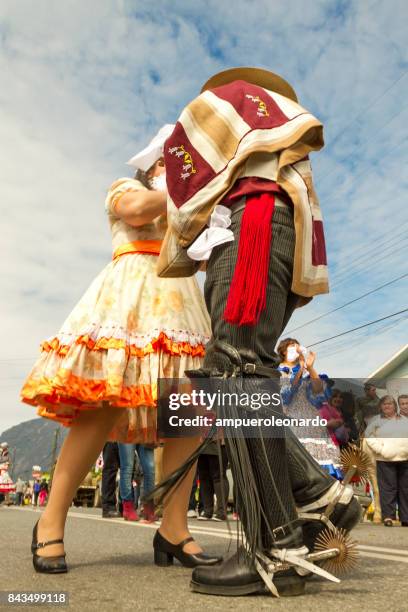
<box><xmin>21</xmin><ymin>66</ymin><xmax>360</xmax><ymax>597</ymax></box>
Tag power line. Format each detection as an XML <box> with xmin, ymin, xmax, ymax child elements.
<box><xmin>328</xmin><ymin>235</ymin><xmax>407</xmax><ymax>288</ymax></box>
<box><xmin>329</xmin><ymin>220</ymin><xmax>408</xmax><ymax>269</ymax></box>
<box><xmin>330</xmin><ymin>248</ymin><xmax>407</xmax><ymax>291</ymax></box>
<box><xmin>330</xmin><ymin>241</ymin><xmax>408</xmax><ymax>283</ymax></box>
<box><xmin>330</xmin><ymin>241</ymin><xmax>407</xmax><ymax>286</ymax></box>
<box><xmin>317</xmin><ymin>313</ymin><xmax>408</xmax><ymax>359</ymax></box>
<box><xmin>323</xmin><ymin>68</ymin><xmax>408</xmax><ymax>153</ymax></box>
<box><xmin>321</xmin><ymin>137</ymin><xmax>407</xmax><ymax>208</ymax></box>
<box><xmin>287</xmin><ymin>272</ymin><xmax>408</xmax><ymax>333</ymax></box>
<box><xmin>317</xmin><ymin>103</ymin><xmax>408</xmax><ymax>186</ymax></box>
<box><xmin>330</xmin><ymin>248</ymin><xmax>407</xmax><ymax>292</ymax></box>
<box><xmin>331</xmin><ymin>243</ymin><xmax>408</xmax><ymax>287</ymax></box>
<box><xmin>306</xmin><ymin>308</ymin><xmax>408</xmax><ymax>348</ymax></box>
<box><xmin>329</xmin><ymin>227</ymin><xmax>408</xmax><ymax>282</ymax></box>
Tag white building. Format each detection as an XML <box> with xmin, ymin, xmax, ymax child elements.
<box><xmin>367</xmin><ymin>344</ymin><xmax>408</xmax><ymax>397</ymax></box>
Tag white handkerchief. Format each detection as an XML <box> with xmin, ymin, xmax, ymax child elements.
<box><xmin>187</xmin><ymin>205</ymin><xmax>235</xmax><ymax>261</ymax></box>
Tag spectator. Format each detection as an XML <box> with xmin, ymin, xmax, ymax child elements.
<box><xmin>101</xmin><ymin>442</ymin><xmax>121</xmax><ymax>518</ymax></box>
<box><xmin>24</xmin><ymin>483</ymin><xmax>32</xmax><ymax>506</ymax></box>
<box><xmin>365</xmin><ymin>395</ymin><xmax>408</xmax><ymax>527</ymax></box>
<box><xmin>15</xmin><ymin>478</ymin><xmax>25</xmax><ymax>505</ymax></box>
<box><xmin>117</xmin><ymin>443</ymin><xmax>139</xmax><ymax>522</ymax></box>
<box><xmin>338</xmin><ymin>391</ymin><xmax>360</xmax><ymax>442</ymax></box>
<box><xmin>319</xmin><ymin>389</ymin><xmax>350</xmax><ymax>449</ymax></box>
<box><xmin>38</xmin><ymin>479</ymin><xmax>49</xmax><ymax>506</ymax></box>
<box><xmin>33</xmin><ymin>479</ymin><xmax>41</xmax><ymax>506</ymax></box>
<box><xmin>118</xmin><ymin>443</ymin><xmax>156</xmax><ymax>523</ymax></box>
<box><xmin>197</xmin><ymin>441</ymin><xmax>229</xmax><ymax>521</ymax></box>
<box><xmin>398</xmin><ymin>395</ymin><xmax>408</xmax><ymax>418</ymax></box>
<box><xmin>153</xmin><ymin>446</ymin><xmax>164</xmax><ymax>519</ymax></box>
<box><xmin>356</xmin><ymin>383</ymin><xmax>381</xmax><ymax>432</ymax></box>
<box><xmin>277</xmin><ymin>338</ymin><xmax>341</xmax><ymax>477</ymax></box>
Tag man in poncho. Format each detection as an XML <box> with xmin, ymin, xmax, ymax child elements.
<box><xmin>157</xmin><ymin>67</ymin><xmax>361</xmax><ymax>597</ymax></box>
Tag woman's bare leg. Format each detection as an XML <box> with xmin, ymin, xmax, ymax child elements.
<box><xmin>159</xmin><ymin>436</ymin><xmax>202</xmax><ymax>554</ymax></box>
<box><xmin>36</xmin><ymin>403</ymin><xmax>123</xmax><ymax>557</ymax></box>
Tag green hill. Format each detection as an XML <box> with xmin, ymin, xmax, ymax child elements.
<box><xmin>0</xmin><ymin>418</ymin><xmax>67</xmax><ymax>481</ymax></box>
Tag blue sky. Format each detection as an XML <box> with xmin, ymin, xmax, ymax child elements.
<box><xmin>0</xmin><ymin>0</ymin><xmax>407</xmax><ymax>432</ymax></box>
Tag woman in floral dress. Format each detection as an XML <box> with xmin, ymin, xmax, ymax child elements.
<box><xmin>277</xmin><ymin>338</ymin><xmax>341</xmax><ymax>477</ymax></box>
<box><xmin>21</xmin><ymin>125</ymin><xmax>219</xmax><ymax>572</ymax></box>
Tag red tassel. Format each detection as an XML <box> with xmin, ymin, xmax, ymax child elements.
<box><xmin>223</xmin><ymin>193</ymin><xmax>275</xmax><ymax>326</ymax></box>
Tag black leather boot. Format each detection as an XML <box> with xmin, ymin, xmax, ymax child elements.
<box><xmin>285</xmin><ymin>430</ymin><xmax>361</xmax><ymax>548</ymax></box>
<box><xmin>298</xmin><ymin>482</ymin><xmax>362</xmax><ymax>550</ymax></box>
<box><xmin>191</xmin><ymin>527</ymin><xmax>306</xmax><ymax>597</ymax></box>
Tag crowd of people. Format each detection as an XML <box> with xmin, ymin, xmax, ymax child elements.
<box><xmin>364</xmin><ymin>394</ymin><xmax>408</xmax><ymax>527</ymax></box>
<box><xmin>11</xmin><ymin>477</ymin><xmax>49</xmax><ymax>507</ymax></box>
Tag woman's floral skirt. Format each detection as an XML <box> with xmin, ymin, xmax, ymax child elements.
<box><xmin>283</xmin><ymin>400</ymin><xmax>341</xmax><ymax>474</ymax></box>
<box><xmin>21</xmin><ymin>252</ymin><xmax>211</xmax><ymax>443</ymax></box>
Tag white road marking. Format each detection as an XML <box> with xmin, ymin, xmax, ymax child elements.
<box><xmin>358</xmin><ymin>551</ymin><xmax>408</xmax><ymax>564</ymax></box>
<box><xmin>6</xmin><ymin>507</ymin><xmax>408</xmax><ymax>562</ymax></box>
<box><xmin>358</xmin><ymin>544</ymin><xmax>408</xmax><ymax>557</ymax></box>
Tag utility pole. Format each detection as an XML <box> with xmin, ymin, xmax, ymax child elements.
<box><xmin>49</xmin><ymin>427</ymin><xmax>61</xmax><ymax>489</ymax></box>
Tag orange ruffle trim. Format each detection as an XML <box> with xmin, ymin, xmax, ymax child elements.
<box><xmin>22</xmin><ymin>372</ymin><xmax>160</xmax><ymax>442</ymax></box>
<box><xmin>22</xmin><ymin>370</ymin><xmax>157</xmax><ymax>410</ymax></box>
<box><xmin>41</xmin><ymin>331</ymin><xmax>206</xmax><ymax>358</ymax></box>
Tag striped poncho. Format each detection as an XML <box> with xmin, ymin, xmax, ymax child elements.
<box><xmin>157</xmin><ymin>79</ymin><xmax>329</xmax><ymax>300</ymax></box>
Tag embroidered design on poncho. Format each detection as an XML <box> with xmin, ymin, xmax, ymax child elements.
<box><xmin>245</xmin><ymin>94</ymin><xmax>270</xmax><ymax>117</ymax></box>
<box><xmin>168</xmin><ymin>145</ymin><xmax>197</xmax><ymax>180</ymax></box>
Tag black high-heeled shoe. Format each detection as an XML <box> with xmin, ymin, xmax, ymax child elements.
<box><xmin>153</xmin><ymin>530</ymin><xmax>222</xmax><ymax>568</ymax></box>
<box><xmin>31</xmin><ymin>520</ymin><xmax>68</xmax><ymax>574</ymax></box>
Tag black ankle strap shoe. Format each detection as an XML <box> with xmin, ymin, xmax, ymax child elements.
<box><xmin>153</xmin><ymin>530</ymin><xmax>222</xmax><ymax>568</ymax></box>
<box><xmin>32</xmin><ymin>520</ymin><xmax>68</xmax><ymax>574</ymax></box>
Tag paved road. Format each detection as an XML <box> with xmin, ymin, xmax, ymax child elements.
<box><xmin>1</xmin><ymin>506</ymin><xmax>408</xmax><ymax>611</ymax></box>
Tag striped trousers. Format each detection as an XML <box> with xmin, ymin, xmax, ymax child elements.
<box><xmin>204</xmin><ymin>197</ymin><xmax>298</xmax><ymax>368</ymax></box>
<box><xmin>203</xmin><ymin>196</ymin><xmax>334</xmax><ymax>547</ymax></box>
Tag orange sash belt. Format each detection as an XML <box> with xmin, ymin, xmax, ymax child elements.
<box><xmin>113</xmin><ymin>240</ymin><xmax>163</xmax><ymax>261</ymax></box>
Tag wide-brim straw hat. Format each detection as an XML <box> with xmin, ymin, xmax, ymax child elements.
<box><xmin>201</xmin><ymin>66</ymin><xmax>298</xmax><ymax>102</ymax></box>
